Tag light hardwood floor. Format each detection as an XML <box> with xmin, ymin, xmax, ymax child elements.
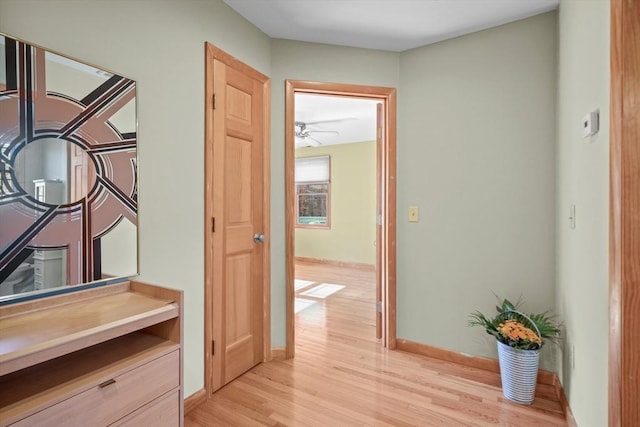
<box><xmin>186</xmin><ymin>261</ymin><xmax>568</xmax><ymax>426</ymax></box>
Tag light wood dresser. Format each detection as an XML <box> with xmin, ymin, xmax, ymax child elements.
<box><xmin>0</xmin><ymin>280</ymin><xmax>183</xmax><ymax>426</ymax></box>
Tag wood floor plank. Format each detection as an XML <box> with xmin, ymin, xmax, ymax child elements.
<box><xmin>187</xmin><ymin>261</ymin><xmax>568</xmax><ymax>426</ymax></box>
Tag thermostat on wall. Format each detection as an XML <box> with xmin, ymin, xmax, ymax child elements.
<box><xmin>582</xmin><ymin>110</ymin><xmax>599</xmax><ymax>137</ymax></box>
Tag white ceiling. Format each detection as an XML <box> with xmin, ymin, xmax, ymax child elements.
<box><xmin>224</xmin><ymin>0</ymin><xmax>558</xmax><ymax>52</ymax></box>
<box><xmin>295</xmin><ymin>94</ymin><xmax>379</xmax><ymax>148</ymax></box>
<box><xmin>227</xmin><ymin>0</ymin><xmax>559</xmax><ymax>148</ymax></box>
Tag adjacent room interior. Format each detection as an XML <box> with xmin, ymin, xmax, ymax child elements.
<box><xmin>293</xmin><ymin>93</ymin><xmax>379</xmax><ymax>345</ymax></box>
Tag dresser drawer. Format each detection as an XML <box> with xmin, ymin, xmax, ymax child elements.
<box><xmin>13</xmin><ymin>350</ymin><xmax>179</xmax><ymax>427</ymax></box>
<box><xmin>33</xmin><ymin>273</ymin><xmax>44</xmax><ymax>290</ymax></box>
<box><xmin>113</xmin><ymin>389</ymin><xmax>180</xmax><ymax>426</ymax></box>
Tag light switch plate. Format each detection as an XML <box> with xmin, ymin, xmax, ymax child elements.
<box><xmin>408</xmin><ymin>206</ymin><xmax>419</xmax><ymax>222</ymax></box>
<box><xmin>569</xmin><ymin>205</ymin><xmax>576</xmax><ymax>229</ymax></box>
<box><xmin>582</xmin><ymin>110</ymin><xmax>599</xmax><ymax>137</ymax></box>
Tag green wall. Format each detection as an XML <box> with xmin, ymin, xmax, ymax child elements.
<box><xmin>556</xmin><ymin>1</ymin><xmax>610</xmax><ymax>425</ymax></box>
<box><xmin>0</xmin><ymin>0</ymin><xmax>272</xmax><ymax>397</ymax></box>
<box><xmin>295</xmin><ymin>141</ymin><xmax>376</xmax><ymax>265</ymax></box>
<box><xmin>398</xmin><ymin>12</ymin><xmax>558</xmax><ymax>371</ymax></box>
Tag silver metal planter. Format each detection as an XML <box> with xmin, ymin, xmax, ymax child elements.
<box><xmin>497</xmin><ymin>341</ymin><xmax>540</xmax><ymax>405</ymax></box>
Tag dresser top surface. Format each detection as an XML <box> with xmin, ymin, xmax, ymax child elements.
<box><xmin>0</xmin><ymin>288</ymin><xmax>178</xmax><ymax>375</ymax></box>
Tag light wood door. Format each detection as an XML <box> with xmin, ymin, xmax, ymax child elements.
<box><xmin>206</xmin><ymin>46</ymin><xmax>270</xmax><ymax>392</ymax></box>
<box><xmin>68</xmin><ymin>142</ymin><xmax>95</xmax><ymax>203</ymax></box>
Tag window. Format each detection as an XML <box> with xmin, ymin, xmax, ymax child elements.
<box><xmin>295</xmin><ymin>155</ymin><xmax>330</xmax><ymax>228</ymax></box>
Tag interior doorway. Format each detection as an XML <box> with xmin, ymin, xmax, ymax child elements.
<box><xmin>292</xmin><ymin>93</ymin><xmax>379</xmax><ymax>348</ymax></box>
<box><xmin>284</xmin><ymin>80</ymin><xmax>397</xmax><ymax>357</ymax></box>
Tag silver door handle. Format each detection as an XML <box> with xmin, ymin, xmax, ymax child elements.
<box><xmin>253</xmin><ymin>233</ymin><xmax>265</xmax><ymax>243</ymax></box>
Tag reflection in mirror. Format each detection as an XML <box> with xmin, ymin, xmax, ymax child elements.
<box><xmin>14</xmin><ymin>138</ymin><xmax>97</xmax><ymax>203</ymax></box>
<box><xmin>0</xmin><ymin>34</ymin><xmax>138</xmax><ymax>302</ymax></box>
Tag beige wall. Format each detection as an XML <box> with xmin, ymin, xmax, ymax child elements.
<box><xmin>556</xmin><ymin>1</ymin><xmax>609</xmax><ymax>426</ymax></box>
<box><xmin>0</xmin><ymin>0</ymin><xmax>271</xmax><ymax>397</ymax></box>
<box><xmin>295</xmin><ymin>141</ymin><xmax>376</xmax><ymax>265</ymax></box>
<box><xmin>398</xmin><ymin>12</ymin><xmax>559</xmax><ymax>370</ymax></box>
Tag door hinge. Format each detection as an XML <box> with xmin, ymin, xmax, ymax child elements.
<box><xmin>211</xmin><ymin>217</ymin><xmax>215</xmax><ymax>232</ymax></box>
<box><xmin>212</xmin><ymin>340</ymin><xmax>215</xmax><ymax>355</ymax></box>
<box><xmin>213</xmin><ymin>94</ymin><xmax>217</xmax><ymax>109</ymax></box>
<box><xmin>377</xmin><ymin>127</ymin><xmax>382</xmax><ymax>139</ymax></box>
<box><xmin>377</xmin><ymin>214</ymin><xmax>382</xmax><ymax>226</ymax></box>
<box><xmin>376</xmin><ymin>301</ymin><xmax>382</xmax><ymax>313</ymax></box>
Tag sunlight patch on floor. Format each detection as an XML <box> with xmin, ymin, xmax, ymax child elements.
<box><xmin>299</xmin><ymin>283</ymin><xmax>345</xmax><ymax>299</ymax></box>
<box><xmin>295</xmin><ymin>297</ymin><xmax>318</xmax><ymax>313</ymax></box>
<box><xmin>294</xmin><ymin>279</ymin><xmax>315</xmax><ymax>291</ymax></box>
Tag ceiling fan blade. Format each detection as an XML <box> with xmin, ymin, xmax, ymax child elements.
<box><xmin>306</xmin><ymin>130</ymin><xmax>339</xmax><ymax>136</ymax></box>
<box><xmin>294</xmin><ymin>135</ymin><xmax>317</xmax><ymax>148</ymax></box>
<box><xmin>295</xmin><ymin>139</ymin><xmax>309</xmax><ymax>148</ymax></box>
<box><xmin>307</xmin><ymin>135</ymin><xmax>323</xmax><ymax>146</ymax></box>
<box><xmin>303</xmin><ymin>117</ymin><xmax>356</xmax><ymax>125</ymax></box>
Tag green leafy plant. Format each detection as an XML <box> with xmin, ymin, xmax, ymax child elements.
<box><xmin>468</xmin><ymin>297</ymin><xmax>560</xmax><ymax>350</ymax></box>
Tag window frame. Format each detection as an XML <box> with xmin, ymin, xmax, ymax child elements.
<box><xmin>295</xmin><ymin>156</ymin><xmax>331</xmax><ymax>229</ymax></box>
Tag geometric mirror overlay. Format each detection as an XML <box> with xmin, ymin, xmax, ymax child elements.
<box><xmin>0</xmin><ymin>34</ymin><xmax>137</xmax><ymax>299</ymax></box>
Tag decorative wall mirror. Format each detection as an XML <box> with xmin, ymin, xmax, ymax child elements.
<box><xmin>0</xmin><ymin>34</ymin><xmax>138</xmax><ymax>301</ymax></box>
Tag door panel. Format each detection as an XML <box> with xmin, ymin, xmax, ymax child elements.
<box><xmin>225</xmin><ymin>254</ymin><xmax>254</xmax><ymax>382</ymax></box>
<box><xmin>226</xmin><ymin>254</ymin><xmax>251</xmax><ymax>342</ymax></box>
<box><xmin>225</xmin><ymin>137</ymin><xmax>252</xmax><ymax>224</ymax></box>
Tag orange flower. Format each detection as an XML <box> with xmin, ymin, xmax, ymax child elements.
<box><xmin>498</xmin><ymin>320</ymin><xmax>541</xmax><ymax>345</ymax></box>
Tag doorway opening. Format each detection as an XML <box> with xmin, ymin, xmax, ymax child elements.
<box><xmin>285</xmin><ymin>80</ymin><xmax>397</xmax><ymax>357</ymax></box>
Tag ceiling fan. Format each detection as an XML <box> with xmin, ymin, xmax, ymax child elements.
<box><xmin>294</xmin><ymin>120</ymin><xmax>341</xmax><ymax>147</ymax></box>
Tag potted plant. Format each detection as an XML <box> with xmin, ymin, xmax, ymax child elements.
<box><xmin>468</xmin><ymin>297</ymin><xmax>560</xmax><ymax>405</ymax></box>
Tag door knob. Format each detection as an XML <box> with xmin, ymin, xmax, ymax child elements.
<box><xmin>253</xmin><ymin>233</ymin><xmax>265</xmax><ymax>243</ymax></box>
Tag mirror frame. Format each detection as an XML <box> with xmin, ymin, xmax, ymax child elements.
<box><xmin>0</xmin><ymin>33</ymin><xmax>139</xmax><ymax>304</ymax></box>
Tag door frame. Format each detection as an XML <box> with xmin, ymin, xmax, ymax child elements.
<box><xmin>284</xmin><ymin>80</ymin><xmax>397</xmax><ymax>357</ymax></box>
<box><xmin>609</xmin><ymin>0</ymin><xmax>639</xmax><ymax>423</ymax></box>
<box><xmin>204</xmin><ymin>42</ymin><xmax>271</xmax><ymax>396</ymax></box>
